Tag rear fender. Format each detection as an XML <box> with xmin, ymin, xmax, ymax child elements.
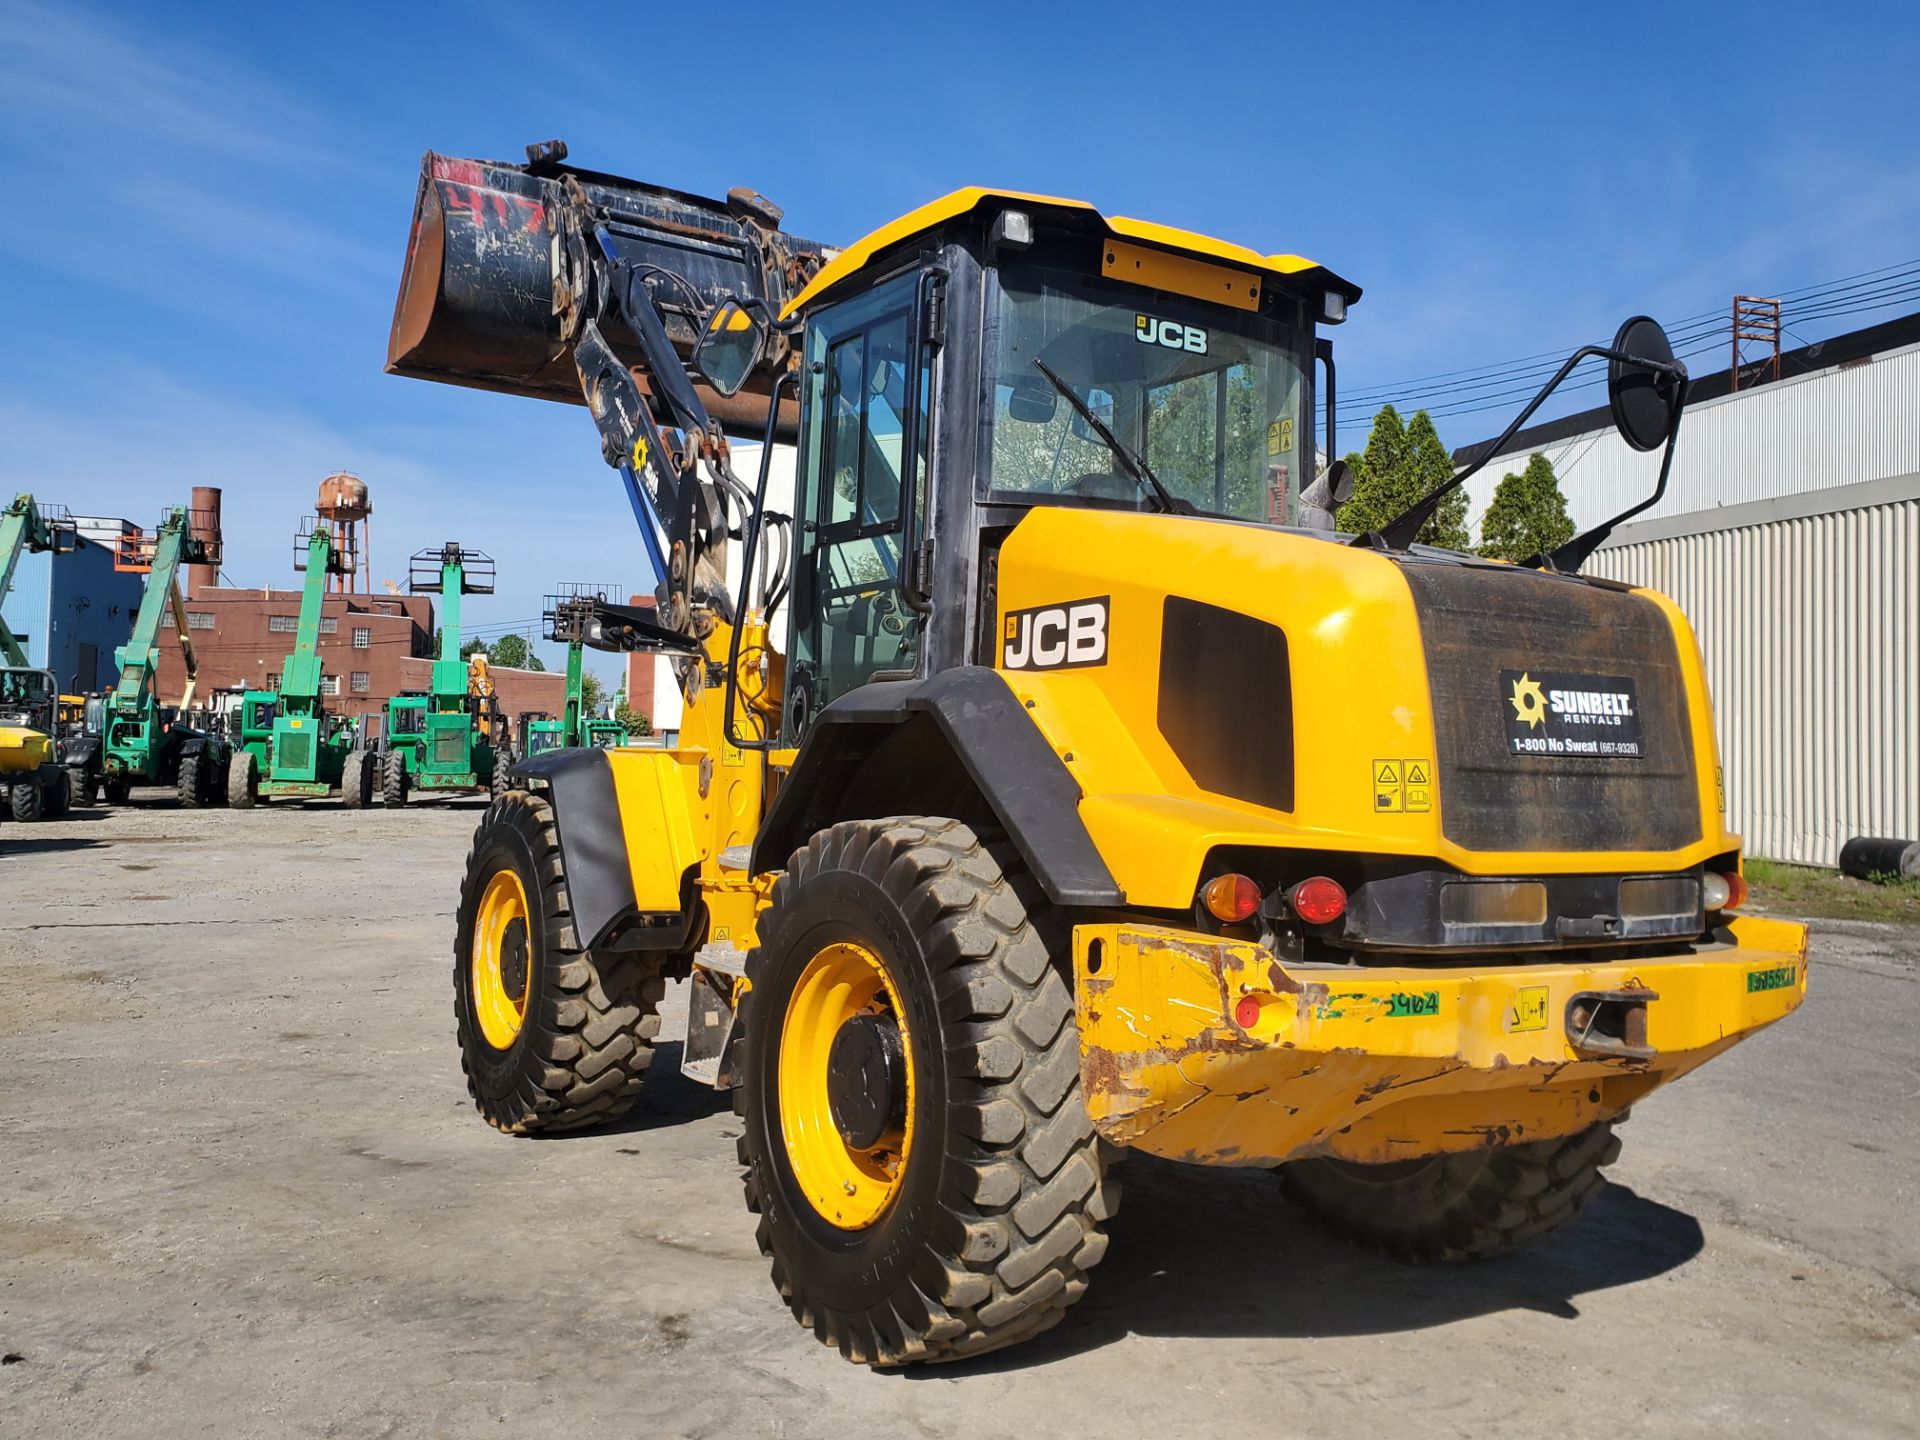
<box><xmin>509</xmin><ymin>747</ymin><xmax>706</xmax><ymax>952</ymax></box>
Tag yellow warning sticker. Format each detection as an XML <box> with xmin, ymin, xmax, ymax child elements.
<box><xmin>1506</xmin><ymin>986</ymin><xmax>1549</xmax><ymax>1033</ymax></box>
<box><xmin>722</xmin><ymin>742</ymin><xmax>744</xmax><ymax>768</ymax></box>
<box><xmin>1372</xmin><ymin>758</ymin><xmax>1403</xmax><ymax>812</ymax></box>
<box><xmin>1372</xmin><ymin>758</ymin><xmax>1434</xmax><ymax>814</ymax></box>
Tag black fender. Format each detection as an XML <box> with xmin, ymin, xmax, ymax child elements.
<box><xmin>751</xmin><ymin>666</ymin><xmax>1124</xmax><ymax>907</ymax></box>
<box><xmin>508</xmin><ymin>746</ymin><xmax>702</xmax><ymax>953</ymax></box>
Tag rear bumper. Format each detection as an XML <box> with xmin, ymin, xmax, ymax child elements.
<box><xmin>0</xmin><ymin>725</ymin><xmax>53</xmax><ymax>774</ymax></box>
<box><xmin>1071</xmin><ymin>915</ymin><xmax>1807</xmax><ymax>1166</ymax></box>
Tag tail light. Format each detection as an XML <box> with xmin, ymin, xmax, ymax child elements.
<box><xmin>1288</xmin><ymin>876</ymin><xmax>1348</xmax><ymax>926</ymax></box>
<box><xmin>1703</xmin><ymin>870</ymin><xmax>1748</xmax><ymax>911</ymax></box>
<box><xmin>1202</xmin><ymin>872</ymin><xmax>1262</xmax><ymax>923</ymax></box>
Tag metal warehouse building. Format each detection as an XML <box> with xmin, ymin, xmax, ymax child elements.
<box><xmin>1454</xmin><ymin>313</ymin><xmax>1920</xmax><ymax>867</ymax></box>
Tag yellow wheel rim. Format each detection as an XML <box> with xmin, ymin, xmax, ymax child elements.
<box><xmin>778</xmin><ymin>940</ymin><xmax>916</xmax><ymax>1229</ymax></box>
<box><xmin>471</xmin><ymin>868</ymin><xmax>532</xmax><ymax>1050</ymax></box>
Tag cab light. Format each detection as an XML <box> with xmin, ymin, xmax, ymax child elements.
<box><xmin>1288</xmin><ymin>876</ymin><xmax>1348</xmax><ymax>926</ymax></box>
<box><xmin>1203</xmin><ymin>873</ymin><xmax>1262</xmax><ymax>924</ymax></box>
<box><xmin>1703</xmin><ymin>870</ymin><xmax>1748</xmax><ymax>912</ymax></box>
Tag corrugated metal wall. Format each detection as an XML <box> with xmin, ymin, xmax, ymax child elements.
<box><xmin>1588</xmin><ymin>497</ymin><xmax>1920</xmax><ymax>867</ymax></box>
<box><xmin>1463</xmin><ymin>340</ymin><xmax>1920</xmax><ymax>534</ymax></box>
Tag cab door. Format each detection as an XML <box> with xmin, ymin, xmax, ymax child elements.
<box><xmin>783</xmin><ymin>271</ymin><xmax>933</xmax><ymax>739</ymax></box>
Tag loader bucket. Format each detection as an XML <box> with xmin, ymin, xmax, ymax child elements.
<box><xmin>387</xmin><ymin>150</ymin><xmax>825</xmax><ymax>438</ymax></box>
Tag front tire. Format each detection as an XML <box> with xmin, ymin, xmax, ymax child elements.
<box><xmin>738</xmin><ymin>817</ymin><xmax>1115</xmax><ymax>1367</ymax></box>
<box><xmin>382</xmin><ymin>748</ymin><xmax>409</xmax><ymax>807</ymax></box>
<box><xmin>342</xmin><ymin>750</ymin><xmax>372</xmax><ymax>808</ymax></box>
<box><xmin>67</xmin><ymin>768</ymin><xmax>97</xmax><ymax>807</ymax></box>
<box><xmin>11</xmin><ymin>777</ymin><xmax>44</xmax><ymax>822</ymax></box>
<box><xmin>177</xmin><ymin>753</ymin><xmax>204</xmax><ymax>808</ymax></box>
<box><xmin>1281</xmin><ymin>1123</ymin><xmax>1622</xmax><ymax>1262</ymax></box>
<box><xmin>227</xmin><ymin>751</ymin><xmax>258</xmax><ymax>809</ymax></box>
<box><xmin>452</xmin><ymin>790</ymin><xmax>662</xmax><ymax>1133</ymax></box>
<box><xmin>40</xmin><ymin>767</ymin><xmax>70</xmax><ymax>819</ymax></box>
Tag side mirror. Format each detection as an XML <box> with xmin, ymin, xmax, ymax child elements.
<box><xmin>692</xmin><ymin>297</ymin><xmax>770</xmax><ymax>397</ymax></box>
<box><xmin>1006</xmin><ymin>374</ymin><xmax>1058</xmax><ymax>424</ymax></box>
<box><xmin>1607</xmin><ymin>315</ymin><xmax>1682</xmax><ymax>452</ymax></box>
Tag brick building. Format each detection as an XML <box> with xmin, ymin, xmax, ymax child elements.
<box><xmin>153</xmin><ymin>585</ymin><xmax>436</xmax><ymax>718</ymax></box>
<box><xmin>149</xmin><ymin>583</ymin><xmax>566</xmax><ymax>737</ymax></box>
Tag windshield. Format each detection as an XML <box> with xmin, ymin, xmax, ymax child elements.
<box><xmin>987</xmin><ymin>262</ymin><xmax>1308</xmax><ymax>522</ymax></box>
<box><xmin>0</xmin><ymin>668</ymin><xmax>54</xmax><ymax>724</ymax></box>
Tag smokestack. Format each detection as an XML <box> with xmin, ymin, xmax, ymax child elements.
<box><xmin>187</xmin><ymin>486</ymin><xmax>222</xmax><ymax>596</ymax></box>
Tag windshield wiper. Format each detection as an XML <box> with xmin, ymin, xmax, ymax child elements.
<box><xmin>1031</xmin><ymin>359</ymin><xmax>1189</xmax><ymax>515</ymax></box>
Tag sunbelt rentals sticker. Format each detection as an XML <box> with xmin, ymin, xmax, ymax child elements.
<box><xmin>1501</xmin><ymin>669</ymin><xmax>1644</xmax><ymax>759</ymax></box>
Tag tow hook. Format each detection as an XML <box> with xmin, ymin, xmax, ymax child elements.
<box><xmin>1566</xmin><ymin>987</ymin><xmax>1658</xmax><ymax>1061</ymax></box>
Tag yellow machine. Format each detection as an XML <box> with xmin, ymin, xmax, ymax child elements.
<box><xmin>389</xmin><ymin>148</ymin><xmax>1806</xmax><ymax>1367</ymax></box>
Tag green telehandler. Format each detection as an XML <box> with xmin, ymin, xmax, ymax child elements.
<box><xmin>228</xmin><ymin>519</ymin><xmax>372</xmax><ymax>808</ymax></box>
<box><xmin>380</xmin><ymin>542</ymin><xmax>507</xmax><ymax>806</ymax></box>
<box><xmin>0</xmin><ymin>493</ymin><xmax>78</xmax><ymax>820</ymax></box>
<box><xmin>519</xmin><ymin>584</ymin><xmax>627</xmax><ymax>759</ymax></box>
<box><xmin>97</xmin><ymin>505</ymin><xmax>232</xmax><ymax>807</ymax></box>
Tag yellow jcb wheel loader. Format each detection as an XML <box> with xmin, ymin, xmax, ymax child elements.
<box><xmin>389</xmin><ymin>143</ymin><xmax>1807</xmax><ymax>1366</ymax></box>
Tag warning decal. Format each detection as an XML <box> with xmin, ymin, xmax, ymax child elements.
<box><xmin>1371</xmin><ymin>758</ymin><xmax>1433</xmax><ymax>813</ymax></box>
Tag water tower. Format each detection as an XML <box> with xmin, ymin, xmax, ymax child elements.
<box><xmin>315</xmin><ymin>471</ymin><xmax>371</xmax><ymax>593</ymax></box>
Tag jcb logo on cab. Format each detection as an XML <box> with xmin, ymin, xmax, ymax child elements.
<box><xmin>1002</xmin><ymin>597</ymin><xmax>1110</xmax><ymax>671</ymax></box>
<box><xmin>1135</xmin><ymin>314</ymin><xmax>1208</xmax><ymax>355</ymax></box>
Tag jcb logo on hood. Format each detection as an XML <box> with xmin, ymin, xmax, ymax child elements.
<box><xmin>1002</xmin><ymin>597</ymin><xmax>1110</xmax><ymax>671</ymax></box>
<box><xmin>1135</xmin><ymin>314</ymin><xmax>1208</xmax><ymax>355</ymax></box>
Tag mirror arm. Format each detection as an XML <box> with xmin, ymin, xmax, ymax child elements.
<box><xmin>724</xmin><ymin>367</ymin><xmax>800</xmax><ymax>753</ymax></box>
<box><xmin>1358</xmin><ymin>343</ymin><xmax>1686</xmax><ymax>552</ymax></box>
<box><xmin>1528</xmin><ymin>390</ymin><xmax>1688</xmax><ymax>573</ymax></box>
<box><xmin>1359</xmin><ymin>343</ymin><xmax>1608</xmax><ymax>551</ymax></box>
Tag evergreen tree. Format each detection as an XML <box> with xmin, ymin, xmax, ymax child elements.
<box><xmin>1478</xmin><ymin>453</ymin><xmax>1576</xmax><ymax>562</ymax></box>
<box><xmin>1336</xmin><ymin>405</ymin><xmax>1469</xmax><ymax>548</ymax></box>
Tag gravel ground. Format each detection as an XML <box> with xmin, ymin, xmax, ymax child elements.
<box><xmin>2</xmin><ymin>802</ymin><xmax>1915</xmax><ymax>1439</ymax></box>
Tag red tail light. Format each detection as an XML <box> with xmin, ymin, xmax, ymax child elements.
<box><xmin>1288</xmin><ymin>876</ymin><xmax>1348</xmax><ymax>926</ymax></box>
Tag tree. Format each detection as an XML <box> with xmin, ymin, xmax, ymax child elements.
<box><xmin>580</xmin><ymin>669</ymin><xmax>605</xmax><ymax>716</ymax></box>
<box><xmin>486</xmin><ymin>632</ymin><xmax>544</xmax><ymax>671</ymax></box>
<box><xmin>1478</xmin><ymin>452</ymin><xmax>1575</xmax><ymax>562</ymax></box>
<box><xmin>615</xmin><ymin>701</ymin><xmax>653</xmax><ymax>737</ymax></box>
<box><xmin>1335</xmin><ymin>405</ymin><xmax>1471</xmax><ymax>550</ymax></box>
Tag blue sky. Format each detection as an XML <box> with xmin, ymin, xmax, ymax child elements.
<box><xmin>2</xmin><ymin>1</ymin><xmax>1915</xmax><ymax>674</ymax></box>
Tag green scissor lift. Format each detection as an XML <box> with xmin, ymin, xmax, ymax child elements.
<box><xmin>98</xmin><ymin>505</ymin><xmax>231</xmax><ymax>807</ymax></box>
<box><xmin>381</xmin><ymin>542</ymin><xmax>505</xmax><ymax>806</ymax></box>
<box><xmin>229</xmin><ymin>519</ymin><xmax>372</xmax><ymax>808</ymax></box>
<box><xmin>519</xmin><ymin>584</ymin><xmax>626</xmax><ymax>760</ymax></box>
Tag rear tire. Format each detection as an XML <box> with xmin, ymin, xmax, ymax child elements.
<box><xmin>227</xmin><ymin>751</ymin><xmax>258</xmax><ymax>809</ymax></box>
<box><xmin>452</xmin><ymin>790</ymin><xmax>661</xmax><ymax>1133</ymax></box>
<box><xmin>1280</xmin><ymin>1123</ymin><xmax>1622</xmax><ymax>1262</ymax></box>
<box><xmin>738</xmin><ymin>816</ymin><xmax>1115</xmax><ymax>1367</ymax></box>
<box><xmin>67</xmin><ymin>768</ymin><xmax>97</xmax><ymax>807</ymax></box>
<box><xmin>103</xmin><ymin>777</ymin><xmax>130</xmax><ymax>806</ymax></box>
<box><xmin>40</xmin><ymin>767</ymin><xmax>70</xmax><ymax>819</ymax></box>
<box><xmin>383</xmin><ymin>748</ymin><xmax>409</xmax><ymax>807</ymax></box>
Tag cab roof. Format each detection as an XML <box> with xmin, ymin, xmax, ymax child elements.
<box><xmin>783</xmin><ymin>186</ymin><xmax>1362</xmax><ymax>318</ymax></box>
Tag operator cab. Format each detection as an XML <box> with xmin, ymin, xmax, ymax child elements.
<box><xmin>724</xmin><ymin>192</ymin><xmax>1358</xmax><ymax>742</ymax></box>
<box><xmin>0</xmin><ymin>666</ymin><xmax>57</xmax><ymax>730</ymax></box>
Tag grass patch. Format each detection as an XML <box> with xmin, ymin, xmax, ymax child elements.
<box><xmin>1744</xmin><ymin>857</ymin><xmax>1920</xmax><ymax>924</ymax></box>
